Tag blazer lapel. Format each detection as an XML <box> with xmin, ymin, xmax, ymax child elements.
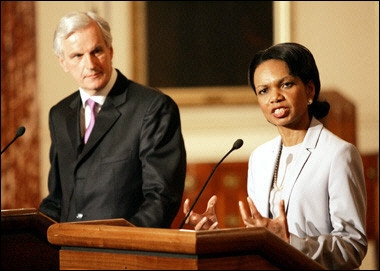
<box><xmin>281</xmin><ymin>147</ymin><xmax>311</xmax><ymax>214</ymax></box>
<box><xmin>282</xmin><ymin>118</ymin><xmax>324</xmax><ymax>213</ymax></box>
<box><xmin>258</xmin><ymin>137</ymin><xmax>282</xmax><ymax>217</ymax></box>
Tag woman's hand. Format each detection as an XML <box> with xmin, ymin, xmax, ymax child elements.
<box><xmin>183</xmin><ymin>195</ymin><xmax>219</xmax><ymax>230</ymax></box>
<box><xmin>239</xmin><ymin>197</ymin><xmax>290</xmax><ymax>243</ymax></box>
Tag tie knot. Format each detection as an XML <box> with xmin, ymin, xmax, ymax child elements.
<box><xmin>87</xmin><ymin>98</ymin><xmax>96</xmax><ymax>109</ymax></box>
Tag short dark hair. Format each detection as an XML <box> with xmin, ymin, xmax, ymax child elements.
<box><xmin>248</xmin><ymin>42</ymin><xmax>329</xmax><ymax>119</ymax></box>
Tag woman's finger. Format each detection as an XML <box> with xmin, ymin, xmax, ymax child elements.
<box><xmin>183</xmin><ymin>198</ymin><xmax>190</xmax><ymax>214</ymax></box>
<box><xmin>247</xmin><ymin>197</ymin><xmax>262</xmax><ymax>219</ymax></box>
<box><xmin>238</xmin><ymin>200</ymin><xmax>250</xmax><ymax>220</ymax></box>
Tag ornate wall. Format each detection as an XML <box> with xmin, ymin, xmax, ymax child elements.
<box><xmin>1</xmin><ymin>2</ymin><xmax>40</xmax><ymax>209</ymax></box>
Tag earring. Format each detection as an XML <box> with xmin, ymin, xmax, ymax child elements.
<box><xmin>308</xmin><ymin>99</ymin><xmax>313</xmax><ymax>105</ymax></box>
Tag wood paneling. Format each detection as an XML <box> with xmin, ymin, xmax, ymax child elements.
<box><xmin>362</xmin><ymin>153</ymin><xmax>379</xmax><ymax>269</ymax></box>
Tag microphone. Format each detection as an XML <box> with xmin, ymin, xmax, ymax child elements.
<box><xmin>179</xmin><ymin>138</ymin><xmax>244</xmax><ymax>229</ymax></box>
<box><xmin>1</xmin><ymin>126</ymin><xmax>26</xmax><ymax>155</ymax></box>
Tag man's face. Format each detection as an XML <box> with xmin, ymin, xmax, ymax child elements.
<box><xmin>58</xmin><ymin>21</ymin><xmax>113</xmax><ymax>95</ymax></box>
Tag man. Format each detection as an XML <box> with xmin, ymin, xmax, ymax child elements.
<box><xmin>39</xmin><ymin>11</ymin><xmax>187</xmax><ymax>228</ymax></box>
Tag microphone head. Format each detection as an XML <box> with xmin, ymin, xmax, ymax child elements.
<box><xmin>16</xmin><ymin>126</ymin><xmax>26</xmax><ymax>137</ymax></box>
<box><xmin>233</xmin><ymin>139</ymin><xmax>243</xmax><ymax>150</ymax></box>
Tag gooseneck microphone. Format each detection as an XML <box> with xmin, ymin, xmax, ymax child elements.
<box><xmin>1</xmin><ymin>126</ymin><xmax>26</xmax><ymax>155</ymax></box>
<box><xmin>179</xmin><ymin>139</ymin><xmax>244</xmax><ymax>229</ymax></box>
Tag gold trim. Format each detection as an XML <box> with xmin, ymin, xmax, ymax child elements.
<box><xmin>162</xmin><ymin>86</ymin><xmax>257</xmax><ymax>107</ymax></box>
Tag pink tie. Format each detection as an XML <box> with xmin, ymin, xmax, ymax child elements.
<box><xmin>84</xmin><ymin>99</ymin><xmax>97</xmax><ymax>143</ymax></box>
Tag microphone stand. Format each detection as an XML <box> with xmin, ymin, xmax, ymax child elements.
<box><xmin>1</xmin><ymin>126</ymin><xmax>26</xmax><ymax>155</ymax></box>
<box><xmin>179</xmin><ymin>139</ymin><xmax>243</xmax><ymax>229</ymax></box>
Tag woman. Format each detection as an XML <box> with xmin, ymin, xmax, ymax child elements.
<box><xmin>183</xmin><ymin>42</ymin><xmax>367</xmax><ymax>269</ymax></box>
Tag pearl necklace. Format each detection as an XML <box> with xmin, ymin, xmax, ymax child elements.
<box><xmin>273</xmin><ymin>144</ymin><xmax>283</xmax><ymax>191</ymax></box>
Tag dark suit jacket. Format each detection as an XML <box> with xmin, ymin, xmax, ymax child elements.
<box><xmin>39</xmin><ymin>70</ymin><xmax>187</xmax><ymax>228</ymax></box>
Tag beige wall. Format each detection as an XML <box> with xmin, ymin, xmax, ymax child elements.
<box><xmin>291</xmin><ymin>1</ymin><xmax>379</xmax><ymax>154</ymax></box>
<box><xmin>36</xmin><ymin>1</ymin><xmax>379</xmax><ymax>194</ymax></box>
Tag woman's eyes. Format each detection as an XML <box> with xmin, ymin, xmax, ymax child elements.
<box><xmin>257</xmin><ymin>81</ymin><xmax>295</xmax><ymax>95</ymax></box>
<box><xmin>283</xmin><ymin>82</ymin><xmax>294</xmax><ymax>88</ymax></box>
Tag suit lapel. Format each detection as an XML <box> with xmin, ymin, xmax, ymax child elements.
<box><xmin>78</xmin><ymin>71</ymin><xmax>129</xmax><ymax>159</ymax></box>
<box><xmin>66</xmin><ymin>96</ymin><xmax>83</xmax><ymax>157</ymax></box>
<box><xmin>80</xmin><ymin>103</ymin><xmax>121</xmax><ymax>152</ymax></box>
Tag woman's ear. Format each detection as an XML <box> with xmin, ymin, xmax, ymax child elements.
<box><xmin>306</xmin><ymin>80</ymin><xmax>316</xmax><ymax>101</ymax></box>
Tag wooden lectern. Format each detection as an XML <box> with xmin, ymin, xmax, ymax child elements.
<box><xmin>1</xmin><ymin>208</ymin><xmax>59</xmax><ymax>270</ymax></box>
<box><xmin>47</xmin><ymin>219</ymin><xmax>325</xmax><ymax>270</ymax></box>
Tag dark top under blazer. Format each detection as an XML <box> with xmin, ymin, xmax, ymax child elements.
<box><xmin>39</xmin><ymin>69</ymin><xmax>187</xmax><ymax>228</ymax></box>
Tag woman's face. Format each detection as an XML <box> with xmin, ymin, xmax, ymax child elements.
<box><xmin>253</xmin><ymin>59</ymin><xmax>315</xmax><ymax>130</ymax></box>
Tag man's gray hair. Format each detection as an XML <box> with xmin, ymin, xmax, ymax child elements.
<box><xmin>53</xmin><ymin>11</ymin><xmax>112</xmax><ymax>57</ymax></box>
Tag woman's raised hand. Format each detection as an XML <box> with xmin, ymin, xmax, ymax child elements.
<box><xmin>183</xmin><ymin>195</ymin><xmax>219</xmax><ymax>230</ymax></box>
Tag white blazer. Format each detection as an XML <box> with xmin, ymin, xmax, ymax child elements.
<box><xmin>247</xmin><ymin>118</ymin><xmax>367</xmax><ymax>269</ymax></box>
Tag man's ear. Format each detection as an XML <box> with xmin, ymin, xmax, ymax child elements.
<box><xmin>109</xmin><ymin>46</ymin><xmax>114</xmax><ymax>60</ymax></box>
<box><xmin>58</xmin><ymin>55</ymin><xmax>69</xmax><ymax>72</ymax></box>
